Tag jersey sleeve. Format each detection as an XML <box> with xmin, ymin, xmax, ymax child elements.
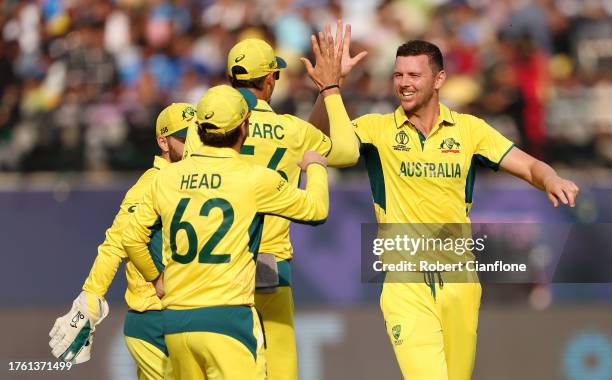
<box><xmin>321</xmin><ymin>94</ymin><xmax>360</xmax><ymax>167</ymax></box>
<box><xmin>254</xmin><ymin>164</ymin><xmax>329</xmax><ymax>225</ymax></box>
<box><xmin>122</xmin><ymin>178</ymin><xmax>163</xmax><ymax>281</ymax></box>
<box><xmin>470</xmin><ymin>117</ymin><xmax>515</xmax><ymax>170</ymax></box>
<box><xmin>81</xmin><ymin>197</ymin><xmax>133</xmax><ymax>299</ymax></box>
<box><xmin>292</xmin><ymin>115</ymin><xmax>333</xmax><ymax>158</ymax></box>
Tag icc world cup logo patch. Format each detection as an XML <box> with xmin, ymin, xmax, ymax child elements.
<box><xmin>393</xmin><ymin>130</ymin><xmax>410</xmax><ymax>152</ymax></box>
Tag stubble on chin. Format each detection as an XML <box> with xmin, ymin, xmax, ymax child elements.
<box><xmin>169</xmin><ymin>148</ymin><xmax>183</xmax><ymax>163</ymax></box>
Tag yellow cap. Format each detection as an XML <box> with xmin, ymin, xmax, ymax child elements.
<box><xmin>196</xmin><ymin>85</ymin><xmax>257</xmax><ymax>134</ymax></box>
<box><xmin>156</xmin><ymin>103</ymin><xmax>196</xmax><ymax>138</ymax></box>
<box><xmin>227</xmin><ymin>38</ymin><xmax>287</xmax><ymax>80</ymax></box>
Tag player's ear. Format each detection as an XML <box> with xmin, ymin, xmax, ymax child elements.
<box><xmin>240</xmin><ymin>115</ymin><xmax>250</xmax><ymax>136</ymax></box>
<box><xmin>434</xmin><ymin>69</ymin><xmax>446</xmax><ymax>90</ymax></box>
<box><xmin>237</xmin><ymin>119</ymin><xmax>249</xmax><ymax>146</ymax></box>
<box><xmin>157</xmin><ymin>136</ymin><xmax>169</xmax><ymax>154</ymax></box>
<box><xmin>265</xmin><ymin>72</ymin><xmax>276</xmax><ymax>89</ymax></box>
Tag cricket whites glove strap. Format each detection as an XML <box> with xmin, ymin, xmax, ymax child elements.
<box><xmin>49</xmin><ymin>291</ymin><xmax>109</xmax><ymax>363</ymax></box>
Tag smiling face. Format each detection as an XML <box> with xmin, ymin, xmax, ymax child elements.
<box><xmin>393</xmin><ymin>54</ymin><xmax>446</xmax><ymax>114</ymax></box>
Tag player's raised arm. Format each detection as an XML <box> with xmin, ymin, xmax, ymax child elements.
<box><xmin>122</xmin><ymin>180</ymin><xmax>164</xmax><ymax>281</ymax></box>
<box><xmin>307</xmin><ymin>21</ymin><xmax>367</xmax><ymax>143</ymax></box>
<box><xmin>255</xmin><ymin>151</ymin><xmax>329</xmax><ymax>224</ymax></box>
<box><xmin>499</xmin><ymin>147</ymin><xmax>580</xmax><ymax>208</ymax></box>
<box><xmin>301</xmin><ymin>20</ymin><xmax>362</xmax><ymax>167</ymax></box>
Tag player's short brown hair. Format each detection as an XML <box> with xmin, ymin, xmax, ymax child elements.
<box><xmin>229</xmin><ymin>66</ymin><xmax>267</xmax><ymax>90</ymax></box>
<box><xmin>396</xmin><ymin>40</ymin><xmax>444</xmax><ymax>73</ymax></box>
<box><xmin>198</xmin><ymin>122</ymin><xmax>243</xmax><ymax>148</ymax></box>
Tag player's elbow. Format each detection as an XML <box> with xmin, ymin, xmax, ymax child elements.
<box><xmin>313</xmin><ymin>200</ymin><xmax>329</xmax><ymax>223</ymax></box>
<box><xmin>340</xmin><ymin>145</ymin><xmax>360</xmax><ymax>167</ymax></box>
<box><xmin>297</xmin><ymin>195</ymin><xmax>329</xmax><ymax>225</ymax></box>
<box><xmin>298</xmin><ymin>206</ymin><xmax>328</xmax><ymax>226</ymax></box>
<box><xmin>328</xmin><ymin>140</ymin><xmax>360</xmax><ymax>168</ymax></box>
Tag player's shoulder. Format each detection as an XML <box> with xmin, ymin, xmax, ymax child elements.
<box><xmin>252</xmin><ymin>107</ymin><xmax>298</xmax><ymax>125</ymax></box>
<box><xmin>352</xmin><ymin>111</ymin><xmax>394</xmax><ymax>128</ymax></box>
<box><xmin>226</xmin><ymin>158</ymin><xmax>276</xmax><ymax>190</ymax></box>
<box><xmin>448</xmin><ymin>106</ymin><xmax>490</xmax><ymax>130</ymax></box>
<box><xmin>352</xmin><ymin>112</ymin><xmax>395</xmax><ymax>144</ymax></box>
<box><xmin>123</xmin><ymin>166</ymin><xmax>158</xmax><ymax>201</ymax></box>
<box><xmin>249</xmin><ymin>161</ymin><xmax>282</xmax><ymax>180</ymax></box>
<box><xmin>274</xmin><ymin>112</ymin><xmax>313</xmax><ymax>133</ymax></box>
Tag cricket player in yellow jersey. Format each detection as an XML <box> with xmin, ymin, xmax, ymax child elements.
<box><xmin>49</xmin><ymin>103</ymin><xmax>195</xmax><ymax>379</ymax></box>
<box><xmin>311</xmin><ymin>39</ymin><xmax>579</xmax><ymax>379</ymax></box>
<box><xmin>123</xmin><ymin>84</ymin><xmax>330</xmax><ymax>380</ymax></box>
<box><xmin>182</xmin><ymin>27</ymin><xmax>360</xmax><ymax>380</ymax></box>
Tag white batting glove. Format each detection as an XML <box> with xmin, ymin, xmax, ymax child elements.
<box><xmin>49</xmin><ymin>291</ymin><xmax>109</xmax><ymax>364</ymax></box>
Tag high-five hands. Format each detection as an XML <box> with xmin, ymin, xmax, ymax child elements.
<box><xmin>302</xmin><ymin>20</ymin><xmax>365</xmax><ymax>94</ymax></box>
<box><xmin>339</xmin><ymin>23</ymin><xmax>368</xmax><ymax>81</ymax></box>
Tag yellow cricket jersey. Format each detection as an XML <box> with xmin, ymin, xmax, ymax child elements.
<box><xmin>353</xmin><ymin>103</ymin><xmax>514</xmax><ymax>225</ymax></box>
<box><xmin>122</xmin><ymin>145</ymin><xmax>329</xmax><ymax>310</ymax></box>
<box><xmin>183</xmin><ymin>94</ymin><xmax>357</xmax><ymax>260</ymax></box>
<box><xmin>82</xmin><ymin>156</ymin><xmax>169</xmax><ymax>312</ymax></box>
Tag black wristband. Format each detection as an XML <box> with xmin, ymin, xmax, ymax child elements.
<box><xmin>319</xmin><ymin>84</ymin><xmax>340</xmax><ymax>94</ymax></box>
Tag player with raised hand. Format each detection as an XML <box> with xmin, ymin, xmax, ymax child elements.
<box><xmin>310</xmin><ymin>35</ymin><xmax>579</xmax><ymax>379</ymax></box>
<box><xmin>181</xmin><ymin>21</ymin><xmax>360</xmax><ymax>380</ymax></box>
<box><xmin>49</xmin><ymin>103</ymin><xmax>195</xmax><ymax>379</ymax></box>
<box><xmin>307</xmin><ymin>21</ymin><xmax>368</xmax><ymax>132</ymax></box>
<box><xmin>122</xmin><ymin>85</ymin><xmax>330</xmax><ymax>380</ymax></box>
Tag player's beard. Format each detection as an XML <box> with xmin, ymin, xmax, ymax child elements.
<box><xmin>168</xmin><ymin>146</ymin><xmax>183</xmax><ymax>163</ymax></box>
<box><xmin>400</xmin><ymin>85</ymin><xmax>436</xmax><ymax>115</ymax></box>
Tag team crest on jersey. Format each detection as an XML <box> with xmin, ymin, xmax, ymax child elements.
<box><xmin>440</xmin><ymin>137</ymin><xmax>461</xmax><ymax>153</ymax></box>
<box><xmin>182</xmin><ymin>106</ymin><xmax>196</xmax><ymax>122</ymax></box>
<box><xmin>393</xmin><ymin>130</ymin><xmax>410</xmax><ymax>152</ymax></box>
<box><xmin>392</xmin><ymin>324</ymin><xmax>403</xmax><ymax>345</ymax></box>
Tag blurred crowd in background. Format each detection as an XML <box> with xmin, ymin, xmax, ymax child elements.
<box><xmin>1</xmin><ymin>0</ymin><xmax>612</xmax><ymax>172</ymax></box>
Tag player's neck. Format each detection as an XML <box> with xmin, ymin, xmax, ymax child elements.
<box><xmin>249</xmin><ymin>87</ymin><xmax>271</xmax><ymax>104</ymax></box>
<box><xmin>407</xmin><ymin>98</ymin><xmax>440</xmax><ymax>138</ymax></box>
<box><xmin>231</xmin><ymin>129</ymin><xmax>248</xmax><ymax>153</ymax></box>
